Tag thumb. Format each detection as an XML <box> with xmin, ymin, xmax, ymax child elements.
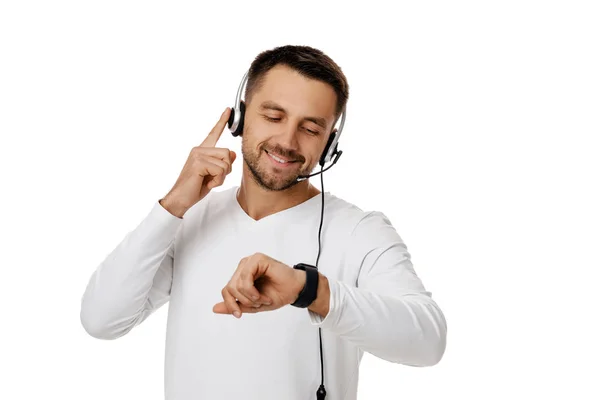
<box><xmin>230</xmin><ymin>150</ymin><xmax>237</xmax><ymax>163</ymax></box>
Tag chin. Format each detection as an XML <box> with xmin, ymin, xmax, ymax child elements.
<box><xmin>253</xmin><ymin>161</ymin><xmax>302</xmax><ymax>191</ymax></box>
<box><xmin>242</xmin><ymin>146</ymin><xmax>310</xmax><ymax>191</ymax></box>
<box><xmin>258</xmin><ymin>172</ymin><xmax>301</xmax><ymax>191</ymax></box>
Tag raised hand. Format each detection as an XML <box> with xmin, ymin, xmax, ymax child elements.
<box><xmin>160</xmin><ymin>107</ymin><xmax>237</xmax><ymax>217</ymax></box>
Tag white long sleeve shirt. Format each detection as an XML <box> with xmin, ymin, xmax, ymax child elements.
<box><xmin>80</xmin><ymin>186</ymin><xmax>447</xmax><ymax>400</ymax></box>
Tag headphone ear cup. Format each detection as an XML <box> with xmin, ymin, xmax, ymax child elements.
<box><xmin>230</xmin><ymin>101</ymin><xmax>246</xmax><ymax>137</ymax></box>
<box><xmin>227</xmin><ymin>107</ymin><xmax>235</xmax><ymax>131</ymax></box>
<box><xmin>319</xmin><ymin>131</ymin><xmax>337</xmax><ymax>166</ymax></box>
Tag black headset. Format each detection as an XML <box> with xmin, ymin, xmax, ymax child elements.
<box><xmin>226</xmin><ymin>70</ymin><xmax>347</xmax><ymax>399</ymax></box>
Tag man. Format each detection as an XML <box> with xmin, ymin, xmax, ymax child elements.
<box><xmin>80</xmin><ymin>45</ymin><xmax>447</xmax><ymax>400</ymax></box>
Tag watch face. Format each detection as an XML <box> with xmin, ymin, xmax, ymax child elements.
<box><xmin>295</xmin><ymin>263</ymin><xmax>315</xmax><ymax>270</ymax></box>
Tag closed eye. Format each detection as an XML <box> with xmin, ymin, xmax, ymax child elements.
<box><xmin>263</xmin><ymin>115</ymin><xmax>281</xmax><ymax>122</ymax></box>
<box><xmin>263</xmin><ymin>115</ymin><xmax>319</xmax><ymax>135</ymax></box>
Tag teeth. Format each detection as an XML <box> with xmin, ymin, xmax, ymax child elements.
<box><xmin>268</xmin><ymin>152</ymin><xmax>289</xmax><ymax>164</ymax></box>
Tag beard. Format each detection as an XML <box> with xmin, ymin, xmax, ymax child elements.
<box><xmin>241</xmin><ymin>134</ymin><xmax>311</xmax><ymax>192</ymax></box>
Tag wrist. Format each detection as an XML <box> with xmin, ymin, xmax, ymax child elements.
<box><xmin>160</xmin><ymin>195</ymin><xmax>189</xmax><ymax>218</ymax></box>
<box><xmin>291</xmin><ymin>269</ymin><xmax>307</xmax><ymax>304</ymax></box>
<box><xmin>307</xmin><ymin>273</ymin><xmax>330</xmax><ymax>316</ymax></box>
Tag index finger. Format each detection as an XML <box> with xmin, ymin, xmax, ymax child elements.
<box><xmin>200</xmin><ymin>107</ymin><xmax>231</xmax><ymax>148</ymax></box>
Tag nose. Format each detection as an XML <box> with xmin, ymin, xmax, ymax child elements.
<box><xmin>274</xmin><ymin>120</ymin><xmax>301</xmax><ymax>152</ymax></box>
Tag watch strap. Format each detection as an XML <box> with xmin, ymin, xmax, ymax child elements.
<box><xmin>291</xmin><ymin>263</ymin><xmax>319</xmax><ymax>308</ymax></box>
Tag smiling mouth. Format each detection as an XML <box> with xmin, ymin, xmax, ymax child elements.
<box><xmin>265</xmin><ymin>150</ymin><xmax>299</xmax><ymax>165</ymax></box>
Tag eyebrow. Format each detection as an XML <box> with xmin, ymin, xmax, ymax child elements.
<box><xmin>259</xmin><ymin>101</ymin><xmax>328</xmax><ymax>129</ymax></box>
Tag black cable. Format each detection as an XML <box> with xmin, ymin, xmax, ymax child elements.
<box><xmin>315</xmin><ymin>164</ymin><xmax>325</xmax><ymax>268</ymax></box>
<box><xmin>315</xmin><ymin>163</ymin><xmax>327</xmax><ymax>399</ymax></box>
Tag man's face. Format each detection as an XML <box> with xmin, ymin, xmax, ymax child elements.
<box><xmin>241</xmin><ymin>64</ymin><xmax>338</xmax><ymax>191</ymax></box>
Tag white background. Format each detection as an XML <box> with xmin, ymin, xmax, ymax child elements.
<box><xmin>1</xmin><ymin>1</ymin><xmax>598</xmax><ymax>399</ymax></box>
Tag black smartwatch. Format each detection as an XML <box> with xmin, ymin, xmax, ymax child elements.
<box><xmin>290</xmin><ymin>263</ymin><xmax>319</xmax><ymax>308</ymax></box>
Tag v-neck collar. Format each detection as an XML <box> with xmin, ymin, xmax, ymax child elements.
<box><xmin>232</xmin><ymin>185</ymin><xmax>327</xmax><ymax>226</ymax></box>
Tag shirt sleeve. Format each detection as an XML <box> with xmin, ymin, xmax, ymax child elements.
<box><xmin>308</xmin><ymin>211</ymin><xmax>447</xmax><ymax>367</ymax></box>
<box><xmin>80</xmin><ymin>200</ymin><xmax>183</xmax><ymax>340</ymax></box>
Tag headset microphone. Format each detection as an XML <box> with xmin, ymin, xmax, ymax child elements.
<box><xmin>296</xmin><ymin>150</ymin><xmax>343</xmax><ymax>181</ymax></box>
<box><xmin>228</xmin><ymin>69</ymin><xmax>348</xmax><ymax>400</ymax></box>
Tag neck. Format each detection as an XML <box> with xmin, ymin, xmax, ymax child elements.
<box><xmin>237</xmin><ymin>167</ymin><xmax>321</xmax><ymax>221</ymax></box>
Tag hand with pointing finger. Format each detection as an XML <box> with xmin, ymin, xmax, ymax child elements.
<box><xmin>160</xmin><ymin>107</ymin><xmax>236</xmax><ymax>218</ymax></box>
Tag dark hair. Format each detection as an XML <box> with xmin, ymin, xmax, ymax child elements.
<box><xmin>245</xmin><ymin>45</ymin><xmax>349</xmax><ymax>121</ymax></box>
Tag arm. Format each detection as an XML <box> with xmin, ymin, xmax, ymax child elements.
<box><xmin>308</xmin><ymin>211</ymin><xmax>447</xmax><ymax>367</ymax></box>
<box><xmin>80</xmin><ymin>200</ymin><xmax>183</xmax><ymax>340</ymax></box>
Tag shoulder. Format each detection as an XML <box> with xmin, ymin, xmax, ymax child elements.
<box><xmin>324</xmin><ymin>193</ymin><xmax>397</xmax><ymax>240</ymax></box>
